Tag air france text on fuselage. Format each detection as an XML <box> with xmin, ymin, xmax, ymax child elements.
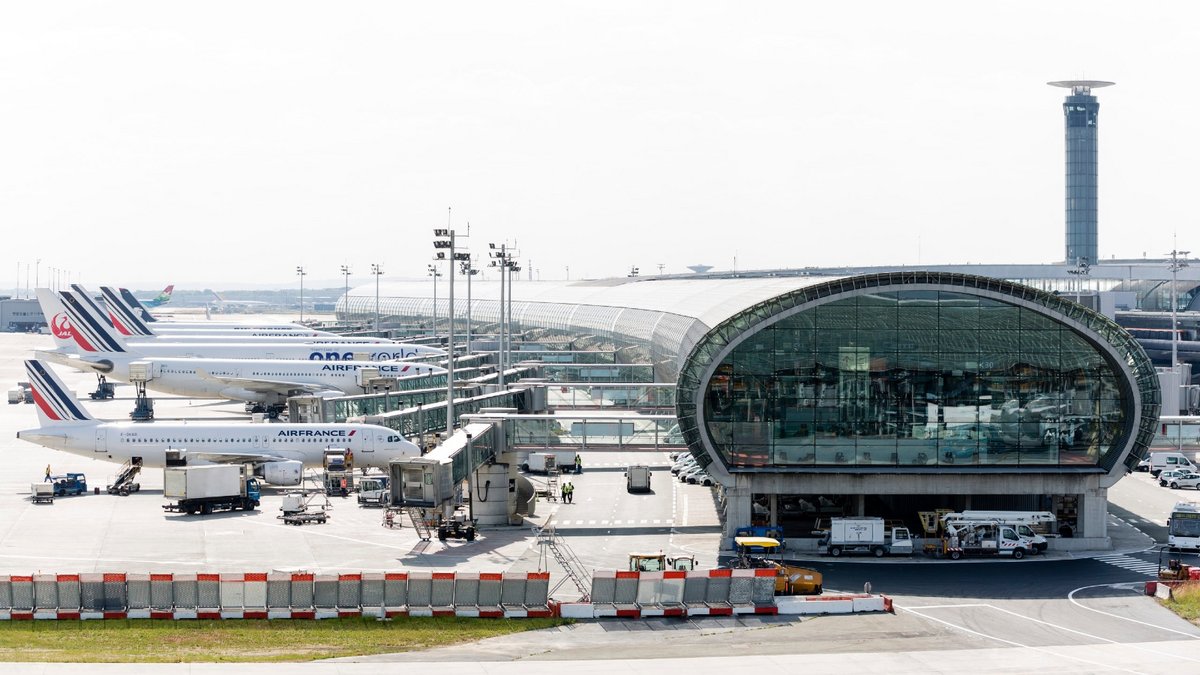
<box><xmin>277</xmin><ymin>429</ymin><xmax>357</xmax><ymax>437</ymax></box>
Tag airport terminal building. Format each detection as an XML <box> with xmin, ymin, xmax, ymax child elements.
<box><xmin>343</xmin><ymin>271</ymin><xmax>1159</xmax><ymax>549</ymax></box>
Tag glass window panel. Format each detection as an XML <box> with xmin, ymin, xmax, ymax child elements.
<box><xmin>979</xmin><ymin>300</ymin><xmax>1020</xmax><ymax>331</ymax></box>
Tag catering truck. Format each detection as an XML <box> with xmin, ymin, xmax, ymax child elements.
<box><xmin>162</xmin><ymin>464</ymin><xmax>260</xmax><ymax>515</ymax></box>
<box><xmin>820</xmin><ymin>517</ymin><xmax>913</xmax><ymax>557</ymax></box>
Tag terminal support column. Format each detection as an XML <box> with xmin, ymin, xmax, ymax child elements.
<box><xmin>722</xmin><ymin>476</ymin><xmax>753</xmax><ymax>548</ymax></box>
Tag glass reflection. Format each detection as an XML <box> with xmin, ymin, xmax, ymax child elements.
<box><xmin>704</xmin><ymin>291</ymin><xmax>1126</xmax><ymax>470</ymax></box>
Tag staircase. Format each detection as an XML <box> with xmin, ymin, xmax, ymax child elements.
<box><xmin>406</xmin><ymin>506</ymin><xmax>433</xmax><ymax>541</ymax></box>
<box><xmin>546</xmin><ymin>466</ymin><xmax>561</xmax><ymax>502</ymax></box>
<box><xmin>537</xmin><ymin>523</ymin><xmax>591</xmax><ymax>601</ymax></box>
<box><xmin>107</xmin><ymin>459</ymin><xmax>142</xmax><ymax>496</ymax></box>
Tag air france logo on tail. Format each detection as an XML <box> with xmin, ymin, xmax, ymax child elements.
<box><xmin>25</xmin><ymin>360</ymin><xmax>93</xmax><ymax>422</ymax></box>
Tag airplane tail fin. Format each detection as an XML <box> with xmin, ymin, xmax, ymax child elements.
<box><xmin>100</xmin><ymin>286</ymin><xmax>155</xmax><ymax>337</ymax></box>
<box><xmin>37</xmin><ymin>288</ymin><xmax>128</xmax><ymax>354</ymax></box>
<box><xmin>119</xmin><ymin>287</ymin><xmax>156</xmax><ymax>322</ymax></box>
<box><xmin>25</xmin><ymin>359</ymin><xmax>94</xmax><ymax>424</ymax></box>
<box><xmin>147</xmin><ymin>284</ymin><xmax>174</xmax><ymax>307</ymax></box>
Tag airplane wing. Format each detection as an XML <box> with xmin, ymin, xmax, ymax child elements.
<box><xmin>194</xmin><ymin>368</ymin><xmax>342</xmax><ymax>397</ymax></box>
<box><xmin>33</xmin><ymin>349</ymin><xmax>114</xmax><ymax>374</ymax></box>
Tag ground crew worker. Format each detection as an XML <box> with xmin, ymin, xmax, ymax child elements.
<box><xmin>44</xmin><ymin>465</ymin><xmax>51</xmax><ymax>482</ymax></box>
<box><xmin>564</xmin><ymin>481</ymin><xmax>574</xmax><ymax>504</ymax></box>
<box><xmin>575</xmin><ymin>455</ymin><xmax>583</xmax><ymax>474</ymax></box>
<box><xmin>559</xmin><ymin>482</ymin><xmax>567</xmax><ymax>502</ymax></box>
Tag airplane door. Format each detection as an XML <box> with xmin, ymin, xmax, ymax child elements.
<box><xmin>95</xmin><ymin>428</ymin><xmax>107</xmax><ymax>453</ymax></box>
<box><xmin>362</xmin><ymin>432</ymin><xmax>376</xmax><ymax>455</ymax></box>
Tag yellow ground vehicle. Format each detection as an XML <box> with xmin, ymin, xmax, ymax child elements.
<box><xmin>729</xmin><ymin>536</ymin><xmax>823</xmax><ymax>595</ymax></box>
<box><xmin>629</xmin><ymin>552</ymin><xmax>698</xmax><ymax>572</ymax></box>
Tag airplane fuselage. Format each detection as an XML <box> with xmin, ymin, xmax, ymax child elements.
<box><xmin>18</xmin><ymin>420</ymin><xmax>417</xmax><ymax>470</ymax></box>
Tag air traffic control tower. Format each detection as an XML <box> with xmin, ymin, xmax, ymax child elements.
<box><xmin>1048</xmin><ymin>80</ymin><xmax>1114</xmax><ymax>267</ymax></box>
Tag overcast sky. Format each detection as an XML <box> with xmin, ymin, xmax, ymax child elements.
<box><xmin>2</xmin><ymin>2</ymin><xmax>1196</xmax><ymax>291</ymax></box>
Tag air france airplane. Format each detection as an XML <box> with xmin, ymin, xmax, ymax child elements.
<box><xmin>38</xmin><ymin>289</ymin><xmax>445</xmax><ymax>364</ymax></box>
<box><xmin>70</xmin><ymin>286</ymin><xmax>383</xmax><ymax>343</ymax></box>
<box><xmin>116</xmin><ymin>287</ymin><xmax>312</xmax><ymax>331</ymax></box>
<box><xmin>16</xmin><ymin>360</ymin><xmax>421</xmax><ymax>485</ymax></box>
<box><xmin>32</xmin><ymin>350</ymin><xmax>445</xmax><ymax>409</ymax></box>
<box><xmin>98</xmin><ymin>286</ymin><xmax>334</xmax><ymax>338</ymax></box>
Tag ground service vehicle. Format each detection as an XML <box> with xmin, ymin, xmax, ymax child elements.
<box><xmin>8</xmin><ymin>388</ymin><xmax>24</xmax><ymax>404</ymax></box>
<box><xmin>729</xmin><ymin>537</ymin><xmax>822</xmax><ymax>595</ymax></box>
<box><xmin>1168</xmin><ymin>502</ymin><xmax>1200</xmax><ymax>551</ymax></box>
<box><xmin>436</xmin><ymin>510</ymin><xmax>477</xmax><ymax>542</ymax></box>
<box><xmin>943</xmin><ymin>513</ymin><xmax>1049</xmax><ymax>552</ymax></box>
<box><xmin>357</xmin><ymin>475</ymin><xmax>390</xmax><ymax>506</ymax></box>
<box><xmin>521</xmin><ymin>452</ymin><xmax>577</xmax><ymax>474</ymax></box>
<box><xmin>162</xmin><ymin>465</ymin><xmax>260</xmax><ymax>515</ymax></box>
<box><xmin>30</xmin><ymin>483</ymin><xmax>54</xmax><ymax>504</ymax></box>
<box><xmin>821</xmin><ymin>517</ymin><xmax>913</xmax><ymax>557</ymax></box>
<box><xmin>625</xmin><ymin>465</ymin><xmax>652</xmax><ymax>492</ymax></box>
<box><xmin>957</xmin><ymin>510</ymin><xmax>1058</xmax><ymax>535</ymax></box>
<box><xmin>50</xmin><ymin>473</ymin><xmax>88</xmax><ymax>497</ymax></box>
<box><xmin>628</xmin><ymin>552</ymin><xmax>697</xmax><ymax>572</ymax></box>
<box><xmin>1148</xmin><ymin>452</ymin><xmax>1198</xmax><ymax>477</ymax></box>
<box><xmin>278</xmin><ymin>491</ymin><xmax>329</xmax><ymax>525</ymax></box>
<box><xmin>323</xmin><ymin>450</ymin><xmax>354</xmax><ymax>496</ymax></box>
<box><xmin>935</xmin><ymin>521</ymin><xmax>1030</xmax><ymax>559</ymax></box>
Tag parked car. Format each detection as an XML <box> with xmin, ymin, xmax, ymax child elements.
<box><xmin>1159</xmin><ymin>469</ymin><xmax>1192</xmax><ymax>487</ymax></box>
<box><xmin>1167</xmin><ymin>471</ymin><xmax>1200</xmax><ymax>490</ymax></box>
<box><xmin>672</xmin><ymin>459</ymin><xmax>698</xmax><ymax>475</ymax></box>
<box><xmin>680</xmin><ymin>466</ymin><xmax>706</xmax><ymax>483</ymax></box>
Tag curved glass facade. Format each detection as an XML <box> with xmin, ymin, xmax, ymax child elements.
<box><xmin>677</xmin><ymin>273</ymin><xmax>1160</xmax><ymax>475</ymax></box>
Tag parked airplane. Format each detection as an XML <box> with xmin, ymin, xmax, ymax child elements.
<box><xmin>38</xmin><ymin>289</ymin><xmax>446</xmax><ymax>363</ymax></box>
<box><xmin>32</xmin><ymin>349</ymin><xmax>445</xmax><ymax>412</ymax></box>
<box><xmin>139</xmin><ymin>284</ymin><xmax>174</xmax><ymax>307</ymax></box>
<box><xmin>98</xmin><ymin>286</ymin><xmax>331</xmax><ymax>337</ymax></box>
<box><xmin>17</xmin><ymin>360</ymin><xmax>420</xmax><ymax>485</ymax></box>
<box><xmin>115</xmin><ymin>286</ymin><xmax>318</xmax><ymax>331</ymax></box>
<box><xmin>210</xmin><ymin>291</ymin><xmax>268</xmax><ymax>310</ymax></box>
<box><xmin>86</xmin><ymin>287</ymin><xmax>378</xmax><ymax>342</ymax></box>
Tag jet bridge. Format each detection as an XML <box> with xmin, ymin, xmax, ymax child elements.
<box><xmin>388</xmin><ymin>420</ymin><xmax>517</xmax><ymax>528</ymax></box>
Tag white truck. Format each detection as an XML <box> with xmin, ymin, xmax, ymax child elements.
<box><xmin>821</xmin><ymin>517</ymin><xmax>913</xmax><ymax>557</ymax></box>
<box><xmin>521</xmin><ymin>451</ymin><xmax>578</xmax><ymax>474</ymax></box>
<box><xmin>625</xmin><ymin>465</ymin><xmax>652</xmax><ymax>493</ymax></box>
<box><xmin>357</xmin><ymin>475</ymin><xmax>390</xmax><ymax>507</ymax></box>
<box><xmin>944</xmin><ymin>512</ymin><xmax>1050</xmax><ymax>552</ymax></box>
<box><xmin>162</xmin><ymin>465</ymin><xmax>261</xmax><ymax>515</ymax></box>
<box><xmin>936</xmin><ymin>521</ymin><xmax>1032</xmax><ymax>560</ymax></box>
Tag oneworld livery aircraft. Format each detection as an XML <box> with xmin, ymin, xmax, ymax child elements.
<box><xmin>16</xmin><ymin>360</ymin><xmax>421</xmax><ymax>485</ymax></box>
<box><xmin>37</xmin><ymin>289</ymin><xmax>445</xmax><ymax>364</ymax></box>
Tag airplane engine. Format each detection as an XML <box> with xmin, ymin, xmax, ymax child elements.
<box><xmin>260</xmin><ymin>460</ymin><xmax>303</xmax><ymax>486</ymax></box>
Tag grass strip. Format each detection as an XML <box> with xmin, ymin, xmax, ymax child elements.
<box><xmin>0</xmin><ymin>616</ymin><xmax>567</xmax><ymax>662</ymax></box>
<box><xmin>1163</xmin><ymin>581</ymin><xmax>1200</xmax><ymax>623</ymax></box>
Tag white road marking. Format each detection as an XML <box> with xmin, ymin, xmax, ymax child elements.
<box><xmin>900</xmin><ymin>604</ymin><xmax>1144</xmax><ymax>673</ymax></box>
<box><xmin>1068</xmin><ymin>583</ymin><xmax>1200</xmax><ymax>642</ymax></box>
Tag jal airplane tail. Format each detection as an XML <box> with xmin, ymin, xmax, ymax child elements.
<box><xmin>35</xmin><ymin>288</ymin><xmax>129</xmax><ymax>355</ymax></box>
<box><xmin>24</xmin><ymin>359</ymin><xmax>95</xmax><ymax>425</ymax></box>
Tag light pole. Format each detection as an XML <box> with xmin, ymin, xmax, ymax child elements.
<box><xmin>1066</xmin><ymin>258</ymin><xmax>1090</xmax><ymax>306</ymax></box>
<box><xmin>434</xmin><ymin>225</ymin><xmax>469</xmax><ymax>436</ymax></box>
<box><xmin>489</xmin><ymin>243</ymin><xmax>520</xmax><ymax>387</ymax></box>
<box><xmin>35</xmin><ymin>258</ymin><xmax>40</xmax><ymax>290</ymax></box>
<box><xmin>427</xmin><ymin>264</ymin><xmax>442</xmax><ymax>339</ymax></box>
<box><xmin>1167</xmin><ymin>246</ymin><xmax>1190</xmax><ymax>372</ymax></box>
<box><xmin>49</xmin><ymin>267</ymin><xmax>56</xmax><ymax>291</ymax></box>
<box><xmin>340</xmin><ymin>264</ymin><xmax>351</xmax><ymax>322</ymax></box>
<box><xmin>460</xmin><ymin>256</ymin><xmax>478</xmax><ymax>355</ymax></box>
<box><xmin>296</xmin><ymin>266</ymin><xmax>307</xmax><ymax>323</ymax></box>
<box><xmin>370</xmin><ymin>263</ymin><xmax>383</xmax><ymax>331</ymax></box>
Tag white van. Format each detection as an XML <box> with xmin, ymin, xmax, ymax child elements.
<box><xmin>1148</xmin><ymin>452</ymin><xmax>1197</xmax><ymax>478</ymax></box>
